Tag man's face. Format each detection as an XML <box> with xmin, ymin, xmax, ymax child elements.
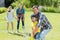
<box><xmin>33</xmin><ymin>8</ymin><xmax>38</xmax><ymax>14</ymax></box>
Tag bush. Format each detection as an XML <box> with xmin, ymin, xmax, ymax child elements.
<box><xmin>0</xmin><ymin>7</ymin><xmax>7</xmax><ymax>14</ymax></box>
<box><xmin>11</xmin><ymin>1</ymin><xmax>19</xmax><ymax>8</ymax></box>
<box><xmin>25</xmin><ymin>8</ymin><xmax>32</xmax><ymax>11</ymax></box>
<box><xmin>23</xmin><ymin>0</ymin><xmax>30</xmax><ymax>8</ymax></box>
<box><xmin>39</xmin><ymin>6</ymin><xmax>60</xmax><ymax>13</ymax></box>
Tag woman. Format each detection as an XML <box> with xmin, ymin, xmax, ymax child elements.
<box><xmin>6</xmin><ymin>6</ymin><xmax>15</xmax><ymax>33</ymax></box>
<box><xmin>16</xmin><ymin>4</ymin><xmax>25</xmax><ymax>33</ymax></box>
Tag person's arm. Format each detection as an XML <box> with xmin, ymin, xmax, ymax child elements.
<box><xmin>22</xmin><ymin>8</ymin><xmax>25</xmax><ymax>14</ymax></box>
<box><xmin>16</xmin><ymin>9</ymin><xmax>18</xmax><ymax>16</ymax></box>
<box><xmin>43</xmin><ymin>15</ymin><xmax>52</xmax><ymax>29</ymax></box>
<box><xmin>16</xmin><ymin>9</ymin><xmax>19</xmax><ymax>20</ymax></box>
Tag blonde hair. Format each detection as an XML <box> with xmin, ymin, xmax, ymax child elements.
<box><xmin>18</xmin><ymin>4</ymin><xmax>22</xmax><ymax>7</ymax></box>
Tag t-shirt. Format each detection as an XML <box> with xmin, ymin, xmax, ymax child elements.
<box><xmin>32</xmin><ymin>21</ymin><xmax>40</xmax><ymax>33</ymax></box>
<box><xmin>16</xmin><ymin>8</ymin><xmax>25</xmax><ymax>16</ymax></box>
<box><xmin>7</xmin><ymin>9</ymin><xmax>14</xmax><ymax>20</ymax></box>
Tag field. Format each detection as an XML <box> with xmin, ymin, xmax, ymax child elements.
<box><xmin>0</xmin><ymin>11</ymin><xmax>60</xmax><ymax>40</ymax></box>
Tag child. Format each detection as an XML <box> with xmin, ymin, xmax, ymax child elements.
<box><xmin>30</xmin><ymin>14</ymin><xmax>40</xmax><ymax>40</ymax></box>
<box><xmin>6</xmin><ymin>6</ymin><xmax>15</xmax><ymax>33</ymax></box>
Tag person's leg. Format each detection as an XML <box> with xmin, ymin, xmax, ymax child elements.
<box><xmin>21</xmin><ymin>14</ymin><xmax>25</xmax><ymax>29</ymax></box>
<box><xmin>40</xmin><ymin>28</ymin><xmax>50</xmax><ymax>40</ymax></box>
<box><xmin>35</xmin><ymin>33</ymin><xmax>40</xmax><ymax>40</ymax></box>
<box><xmin>35</xmin><ymin>38</ymin><xmax>40</xmax><ymax>40</ymax></box>
<box><xmin>17</xmin><ymin>17</ymin><xmax>20</xmax><ymax>32</ymax></box>
<box><xmin>7</xmin><ymin>22</ymin><xmax>9</xmax><ymax>32</ymax></box>
<box><xmin>11</xmin><ymin>22</ymin><xmax>14</xmax><ymax>32</ymax></box>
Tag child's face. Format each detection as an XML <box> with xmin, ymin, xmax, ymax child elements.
<box><xmin>31</xmin><ymin>17</ymin><xmax>37</xmax><ymax>22</ymax></box>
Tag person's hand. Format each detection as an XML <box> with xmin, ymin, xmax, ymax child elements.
<box><xmin>33</xmin><ymin>27</ymin><xmax>38</xmax><ymax>36</ymax></box>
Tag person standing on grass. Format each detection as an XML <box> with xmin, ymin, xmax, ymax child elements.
<box><xmin>6</xmin><ymin>6</ymin><xmax>15</xmax><ymax>33</ymax></box>
<box><xmin>16</xmin><ymin>4</ymin><xmax>25</xmax><ymax>33</ymax></box>
<box><xmin>32</xmin><ymin>5</ymin><xmax>52</xmax><ymax>40</ymax></box>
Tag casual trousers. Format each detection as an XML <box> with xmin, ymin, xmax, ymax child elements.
<box><xmin>17</xmin><ymin>14</ymin><xmax>24</xmax><ymax>30</ymax></box>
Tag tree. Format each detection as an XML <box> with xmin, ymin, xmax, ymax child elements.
<box><xmin>5</xmin><ymin>0</ymin><xmax>15</xmax><ymax>7</ymax></box>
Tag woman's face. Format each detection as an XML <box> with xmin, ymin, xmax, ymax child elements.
<box><xmin>8</xmin><ymin>6</ymin><xmax>12</xmax><ymax>11</ymax></box>
<box><xmin>19</xmin><ymin>5</ymin><xmax>22</xmax><ymax>9</ymax></box>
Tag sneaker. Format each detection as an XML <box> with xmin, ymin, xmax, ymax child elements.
<box><xmin>22</xmin><ymin>26</ymin><xmax>25</xmax><ymax>29</ymax></box>
<box><xmin>16</xmin><ymin>30</ymin><xmax>19</xmax><ymax>33</ymax></box>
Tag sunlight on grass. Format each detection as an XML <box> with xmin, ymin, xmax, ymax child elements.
<box><xmin>0</xmin><ymin>12</ymin><xmax>60</xmax><ymax>40</ymax></box>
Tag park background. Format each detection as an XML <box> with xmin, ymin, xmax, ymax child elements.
<box><xmin>0</xmin><ymin>0</ymin><xmax>60</xmax><ymax>40</ymax></box>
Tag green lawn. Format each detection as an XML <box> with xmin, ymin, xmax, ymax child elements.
<box><xmin>0</xmin><ymin>11</ymin><xmax>60</xmax><ymax>40</ymax></box>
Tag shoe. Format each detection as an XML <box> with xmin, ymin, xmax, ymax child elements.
<box><xmin>16</xmin><ymin>30</ymin><xmax>19</xmax><ymax>33</ymax></box>
<box><xmin>22</xmin><ymin>26</ymin><xmax>25</xmax><ymax>29</ymax></box>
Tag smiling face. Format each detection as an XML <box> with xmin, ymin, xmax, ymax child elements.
<box><xmin>33</xmin><ymin>8</ymin><xmax>38</xmax><ymax>14</ymax></box>
<box><xmin>8</xmin><ymin>6</ymin><xmax>12</xmax><ymax>12</ymax></box>
<box><xmin>31</xmin><ymin>17</ymin><xmax>37</xmax><ymax>22</ymax></box>
<box><xmin>19</xmin><ymin>4</ymin><xmax>22</xmax><ymax>10</ymax></box>
<box><xmin>33</xmin><ymin>6</ymin><xmax>39</xmax><ymax>15</ymax></box>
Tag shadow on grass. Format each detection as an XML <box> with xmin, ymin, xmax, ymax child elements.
<box><xmin>8</xmin><ymin>32</ymin><xmax>25</xmax><ymax>37</ymax></box>
<box><xmin>23</xmin><ymin>32</ymin><xmax>31</xmax><ymax>37</ymax></box>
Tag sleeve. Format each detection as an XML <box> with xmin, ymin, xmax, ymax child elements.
<box><xmin>37</xmin><ymin>13</ymin><xmax>52</xmax><ymax>29</ymax></box>
<box><xmin>22</xmin><ymin>8</ymin><xmax>25</xmax><ymax>14</ymax></box>
<box><xmin>44</xmin><ymin>15</ymin><xmax>52</xmax><ymax>29</ymax></box>
<box><xmin>37</xmin><ymin>14</ymin><xmax>44</xmax><ymax>28</ymax></box>
<box><xmin>16</xmin><ymin>9</ymin><xmax>18</xmax><ymax>16</ymax></box>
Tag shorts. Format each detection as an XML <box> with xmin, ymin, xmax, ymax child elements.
<box><xmin>6</xmin><ymin>17</ymin><xmax>14</xmax><ymax>22</ymax></box>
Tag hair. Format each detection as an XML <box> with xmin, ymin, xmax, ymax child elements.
<box><xmin>32</xmin><ymin>5</ymin><xmax>38</xmax><ymax>9</ymax></box>
<box><xmin>18</xmin><ymin>3</ymin><xmax>23</xmax><ymax>7</ymax></box>
<box><xmin>31</xmin><ymin>14</ymin><xmax>38</xmax><ymax>20</ymax></box>
<box><xmin>8</xmin><ymin>6</ymin><xmax>12</xmax><ymax>8</ymax></box>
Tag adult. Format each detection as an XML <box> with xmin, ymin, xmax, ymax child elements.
<box><xmin>16</xmin><ymin>4</ymin><xmax>25</xmax><ymax>33</ymax></box>
<box><xmin>32</xmin><ymin>5</ymin><xmax>52</xmax><ymax>40</ymax></box>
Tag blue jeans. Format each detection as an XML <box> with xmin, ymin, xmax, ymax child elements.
<box><xmin>35</xmin><ymin>28</ymin><xmax>50</xmax><ymax>40</ymax></box>
<box><xmin>40</xmin><ymin>28</ymin><xmax>50</xmax><ymax>40</ymax></box>
<box><xmin>34</xmin><ymin>32</ymin><xmax>40</xmax><ymax>39</ymax></box>
<box><xmin>17</xmin><ymin>14</ymin><xmax>24</xmax><ymax>30</ymax></box>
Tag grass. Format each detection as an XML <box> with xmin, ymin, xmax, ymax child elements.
<box><xmin>0</xmin><ymin>11</ymin><xmax>60</xmax><ymax>40</ymax></box>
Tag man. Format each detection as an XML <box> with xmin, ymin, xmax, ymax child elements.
<box><xmin>32</xmin><ymin>5</ymin><xmax>52</xmax><ymax>40</ymax></box>
<box><xmin>16</xmin><ymin>4</ymin><xmax>25</xmax><ymax>33</ymax></box>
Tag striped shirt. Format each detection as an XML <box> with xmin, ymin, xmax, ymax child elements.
<box><xmin>36</xmin><ymin>12</ymin><xmax>52</xmax><ymax>29</ymax></box>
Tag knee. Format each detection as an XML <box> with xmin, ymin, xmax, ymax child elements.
<box><xmin>40</xmin><ymin>34</ymin><xmax>45</xmax><ymax>39</ymax></box>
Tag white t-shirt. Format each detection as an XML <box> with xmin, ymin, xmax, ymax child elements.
<box><xmin>7</xmin><ymin>9</ymin><xmax>14</xmax><ymax>22</ymax></box>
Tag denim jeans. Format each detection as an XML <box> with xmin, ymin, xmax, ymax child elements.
<box><xmin>17</xmin><ymin>14</ymin><xmax>24</xmax><ymax>30</ymax></box>
<box><xmin>40</xmin><ymin>28</ymin><xmax>50</xmax><ymax>40</ymax></box>
<box><xmin>35</xmin><ymin>28</ymin><xmax>50</xmax><ymax>40</ymax></box>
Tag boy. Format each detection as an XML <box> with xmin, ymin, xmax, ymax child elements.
<box><xmin>30</xmin><ymin>14</ymin><xmax>40</xmax><ymax>40</ymax></box>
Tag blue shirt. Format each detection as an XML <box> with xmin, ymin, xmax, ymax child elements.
<box><xmin>16</xmin><ymin>8</ymin><xmax>25</xmax><ymax>16</ymax></box>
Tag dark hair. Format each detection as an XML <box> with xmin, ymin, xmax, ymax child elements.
<box><xmin>31</xmin><ymin>14</ymin><xmax>39</xmax><ymax>21</ymax></box>
<box><xmin>31</xmin><ymin>14</ymin><xmax>38</xmax><ymax>19</ymax></box>
<box><xmin>33</xmin><ymin>5</ymin><xmax>38</xmax><ymax>9</ymax></box>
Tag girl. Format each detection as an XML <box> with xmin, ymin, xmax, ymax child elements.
<box><xmin>6</xmin><ymin>6</ymin><xmax>15</xmax><ymax>33</ymax></box>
